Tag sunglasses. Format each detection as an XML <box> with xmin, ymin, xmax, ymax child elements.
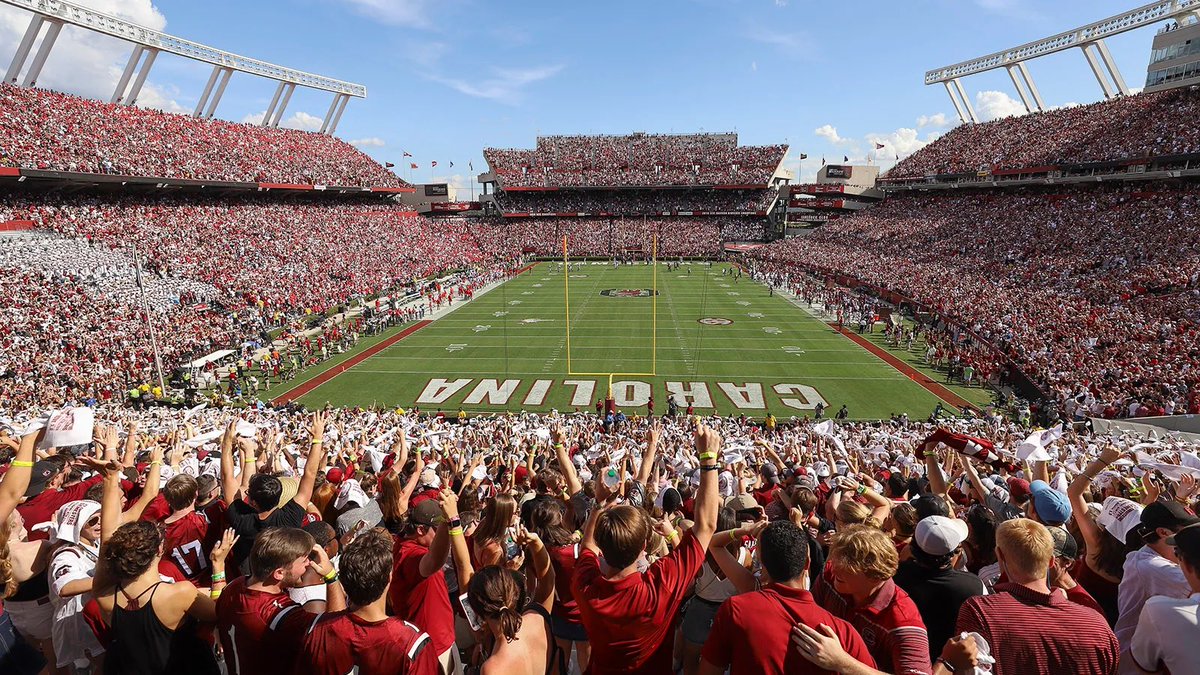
<box><xmin>85</xmin><ymin>517</ymin><xmax>101</xmax><ymax>527</ymax></box>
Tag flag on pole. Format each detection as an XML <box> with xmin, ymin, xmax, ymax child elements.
<box><xmin>821</xmin><ymin>157</ymin><xmax>825</xmax><ymax>166</ymax></box>
<box><xmin>449</xmin><ymin>161</ymin><xmax>454</xmax><ymax>168</ymax></box>
<box><xmin>403</xmin><ymin>151</ymin><xmax>412</xmax><ymax>157</ymax></box>
<box><xmin>874</xmin><ymin>142</ymin><xmax>886</xmax><ymax>150</ymax></box>
<box><xmin>469</xmin><ymin>161</ymin><xmax>474</xmax><ymax>171</ymax></box>
<box><xmin>431</xmin><ymin>161</ymin><xmax>438</xmax><ymax>168</ymax></box>
<box><xmin>410</xmin><ymin>163</ymin><xmax>418</xmax><ymax>169</ymax></box>
<box><xmin>385</xmin><ymin>162</ymin><xmax>395</xmax><ymax>168</ymax></box>
<box><xmin>843</xmin><ymin>155</ymin><xmax>849</xmax><ymax>162</ymax></box>
<box><xmin>798</xmin><ymin>153</ymin><xmax>808</xmax><ymax>160</ymax></box>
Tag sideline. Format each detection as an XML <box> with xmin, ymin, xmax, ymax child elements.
<box><xmin>831</xmin><ymin>325</ymin><xmax>975</xmax><ymax>410</ymax></box>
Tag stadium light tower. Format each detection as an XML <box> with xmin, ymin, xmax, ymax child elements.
<box><xmin>925</xmin><ymin>0</ymin><xmax>1200</xmax><ymax>123</ymax></box>
<box><xmin>0</xmin><ymin>0</ymin><xmax>367</xmax><ymax>134</ymax></box>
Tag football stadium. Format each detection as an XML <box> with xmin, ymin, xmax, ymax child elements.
<box><xmin>4</xmin><ymin>1</ymin><xmax>1200</xmax><ymax>674</ymax></box>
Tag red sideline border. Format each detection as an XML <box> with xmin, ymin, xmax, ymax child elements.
<box><xmin>830</xmin><ymin>324</ymin><xmax>976</xmax><ymax>411</ymax></box>
<box><xmin>270</xmin><ymin>262</ymin><xmax>539</xmax><ymax>405</ymax></box>
<box><xmin>271</xmin><ymin>321</ymin><xmax>432</xmax><ymax>404</ymax></box>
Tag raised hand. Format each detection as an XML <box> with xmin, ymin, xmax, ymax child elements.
<box><xmin>646</xmin><ymin>420</ymin><xmax>662</xmax><ymax>449</ymax></box>
<box><xmin>310</xmin><ymin>409</ymin><xmax>327</xmax><ymax>444</ymax></box>
<box><xmin>439</xmin><ymin>487</ymin><xmax>459</xmax><ymax>520</ymax></box>
<box><xmin>209</xmin><ymin>528</ymin><xmax>239</xmax><ymax>566</ymax></box>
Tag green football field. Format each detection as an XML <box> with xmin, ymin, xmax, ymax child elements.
<box><xmin>279</xmin><ymin>262</ymin><xmax>967</xmax><ymax>419</ymax></box>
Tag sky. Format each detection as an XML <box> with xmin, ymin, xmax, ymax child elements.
<box><xmin>0</xmin><ymin>0</ymin><xmax>1173</xmax><ymax>191</ymax></box>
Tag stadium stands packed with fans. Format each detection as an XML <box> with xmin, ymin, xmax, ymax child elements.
<box><xmin>494</xmin><ymin>188</ymin><xmax>777</xmax><ymax>214</ymax></box>
<box><xmin>484</xmin><ymin>132</ymin><xmax>787</xmax><ymax>187</ymax></box>
<box><xmin>0</xmin><ymin>85</ymin><xmax>406</xmax><ymax>187</ymax></box>
<box><xmin>7</xmin><ymin>24</ymin><xmax>1200</xmax><ymax>675</ymax></box>
<box><xmin>752</xmin><ymin>184</ymin><xmax>1200</xmax><ymax>418</ymax></box>
<box><xmin>887</xmin><ymin>86</ymin><xmax>1200</xmax><ymax>178</ymax></box>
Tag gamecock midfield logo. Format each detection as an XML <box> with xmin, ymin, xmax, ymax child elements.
<box><xmin>600</xmin><ymin>289</ymin><xmax>658</xmax><ymax>297</ymax></box>
<box><xmin>698</xmin><ymin>317</ymin><xmax>733</xmax><ymax>325</ymax></box>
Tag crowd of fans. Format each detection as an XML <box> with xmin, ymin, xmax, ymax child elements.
<box><xmin>0</xmin><ymin>193</ymin><xmax>510</xmax><ymax>415</ymax></box>
<box><xmin>3</xmin><ymin>194</ymin><xmax>482</xmax><ymax>315</ymax></box>
<box><xmin>887</xmin><ymin>87</ymin><xmax>1200</xmax><ymax>179</ymax></box>
<box><xmin>495</xmin><ymin>189</ymin><xmax>777</xmax><ymax>215</ymax></box>
<box><xmin>0</xmin><ymin>85</ymin><xmax>406</xmax><ymax>187</ymax></box>
<box><xmin>4</xmin><ymin>403</ymin><xmax>1200</xmax><ymax>674</ymax></box>
<box><xmin>752</xmin><ymin>183</ymin><xmax>1200</xmax><ymax>419</ymax></box>
<box><xmin>469</xmin><ymin>217</ymin><xmax>759</xmax><ymax>256</ymax></box>
<box><xmin>485</xmin><ymin>133</ymin><xmax>787</xmax><ymax>188</ymax></box>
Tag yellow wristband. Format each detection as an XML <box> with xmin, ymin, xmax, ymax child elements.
<box><xmin>209</xmin><ymin>589</ymin><xmax>222</xmax><ymax>599</ymax></box>
<box><xmin>668</xmin><ymin>530</ymin><xmax>680</xmax><ymax>543</ymax></box>
<box><xmin>149</xmin><ymin>461</ymin><xmax>162</xmax><ymax>466</ymax></box>
<box><xmin>699</xmin><ymin>452</ymin><xmax>717</xmax><ymax>461</ymax></box>
<box><xmin>322</xmin><ymin>568</ymin><xmax>338</xmax><ymax>582</ymax></box>
<box><xmin>10</xmin><ymin>460</ymin><xmax>34</xmax><ymax>468</ymax></box>
<box><xmin>449</xmin><ymin>527</ymin><xmax>464</xmax><ymax>537</ymax></box>
<box><xmin>311</xmin><ymin>440</ymin><xmax>323</xmax><ymax>445</ymax></box>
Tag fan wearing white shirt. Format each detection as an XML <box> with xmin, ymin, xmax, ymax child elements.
<box><xmin>1130</xmin><ymin>523</ymin><xmax>1200</xmax><ymax>675</ymax></box>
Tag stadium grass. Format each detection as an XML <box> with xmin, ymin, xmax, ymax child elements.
<box><xmin>281</xmin><ymin>262</ymin><xmax>966</xmax><ymax>419</ymax></box>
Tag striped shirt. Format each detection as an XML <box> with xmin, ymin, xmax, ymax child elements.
<box><xmin>956</xmin><ymin>582</ymin><xmax>1119</xmax><ymax>675</ymax></box>
<box><xmin>814</xmin><ymin>566</ymin><xmax>932</xmax><ymax>675</ymax></box>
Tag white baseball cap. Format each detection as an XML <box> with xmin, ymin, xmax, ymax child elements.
<box><xmin>914</xmin><ymin>516</ymin><xmax>969</xmax><ymax>556</ymax></box>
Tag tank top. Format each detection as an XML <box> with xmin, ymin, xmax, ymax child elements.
<box><xmin>103</xmin><ymin>582</ymin><xmax>219</xmax><ymax>675</ymax></box>
<box><xmin>694</xmin><ymin>548</ymin><xmax>749</xmax><ymax>603</ymax></box>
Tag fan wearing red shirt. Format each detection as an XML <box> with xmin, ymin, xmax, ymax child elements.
<box><xmin>299</xmin><ymin>528</ymin><xmax>437</xmax><ymax>675</ymax></box>
<box><xmin>216</xmin><ymin>527</ymin><xmax>346</xmax><ymax>675</ymax></box>
<box><xmin>955</xmin><ymin>519</ymin><xmax>1119</xmax><ymax>675</ymax></box>
<box><xmin>16</xmin><ymin>457</ymin><xmax>104</xmax><ymax>539</ymax></box>
<box><xmin>389</xmin><ymin>488</ymin><xmax>473</xmax><ymax>675</ymax></box>
<box><xmin>152</xmin><ymin>475</ymin><xmax>217</xmax><ymax>585</ymax></box>
<box><xmin>571</xmin><ymin>424</ymin><xmax>722</xmax><ymax>675</ymax></box>
<box><xmin>701</xmin><ymin>520</ymin><xmax>875</xmax><ymax>674</ymax></box>
<box><xmin>813</xmin><ymin>525</ymin><xmax>932</xmax><ymax>675</ymax></box>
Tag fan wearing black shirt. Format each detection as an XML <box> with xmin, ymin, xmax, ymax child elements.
<box><xmin>893</xmin><ymin>516</ymin><xmax>986</xmax><ymax>660</ymax></box>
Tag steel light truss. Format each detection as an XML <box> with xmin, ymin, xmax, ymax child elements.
<box><xmin>925</xmin><ymin>0</ymin><xmax>1199</xmax><ymax>84</ymax></box>
<box><xmin>1</xmin><ymin>0</ymin><xmax>366</xmax><ymax>96</ymax></box>
<box><xmin>924</xmin><ymin>0</ymin><xmax>1200</xmax><ymax>123</ymax></box>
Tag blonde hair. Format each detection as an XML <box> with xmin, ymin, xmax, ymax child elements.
<box><xmin>829</xmin><ymin>525</ymin><xmax>898</xmax><ymax>580</ymax></box>
<box><xmin>0</xmin><ymin>517</ymin><xmax>15</xmax><ymax>599</ymax></box>
<box><xmin>995</xmin><ymin>518</ymin><xmax>1052</xmax><ymax>582</ymax></box>
<box><xmin>836</xmin><ymin>501</ymin><xmax>880</xmax><ymax>529</ymax></box>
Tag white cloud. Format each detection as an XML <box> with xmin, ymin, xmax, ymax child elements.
<box><xmin>427</xmin><ymin>64</ymin><xmax>563</xmax><ymax>103</ymax></box>
<box><xmin>917</xmin><ymin>112</ymin><xmax>949</xmax><ymax>129</ymax></box>
<box><xmin>349</xmin><ymin>137</ymin><xmax>386</xmax><ymax>148</ymax></box>
<box><xmin>866</xmin><ymin>128</ymin><xmax>943</xmax><ymax>158</ymax></box>
<box><xmin>430</xmin><ymin>173</ymin><xmax>472</xmax><ymax>190</ymax></box>
<box><xmin>974</xmin><ymin>90</ymin><xmax>1026</xmax><ymax>121</ymax></box>
<box><xmin>0</xmin><ymin>0</ymin><xmax>184</xmax><ymax>112</ymax></box>
<box><xmin>335</xmin><ymin>0</ymin><xmax>433</xmax><ymax>28</ymax></box>
<box><xmin>240</xmin><ymin>110</ymin><xmax>324</xmax><ymax>131</ymax></box>
<box><xmin>814</xmin><ymin>124</ymin><xmax>846</xmax><ymax>144</ymax></box>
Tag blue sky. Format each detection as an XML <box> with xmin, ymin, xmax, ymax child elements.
<box><xmin>0</xmin><ymin>0</ymin><xmax>1171</xmax><ymax>189</ymax></box>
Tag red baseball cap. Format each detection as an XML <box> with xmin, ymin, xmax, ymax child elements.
<box><xmin>1007</xmin><ymin>477</ymin><xmax>1031</xmax><ymax>501</ymax></box>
